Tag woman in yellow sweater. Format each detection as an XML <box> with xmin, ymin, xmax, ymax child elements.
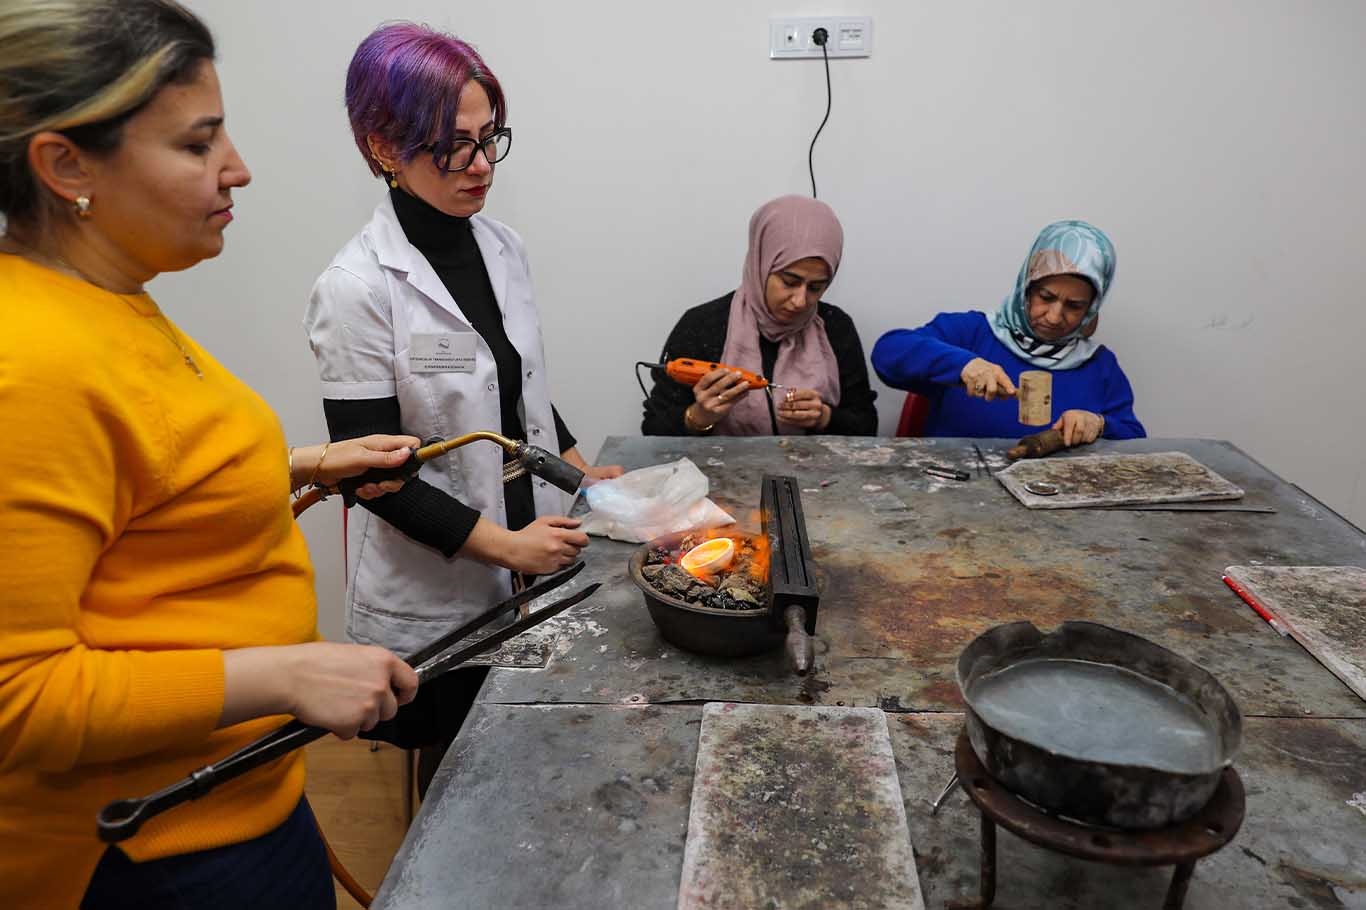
<box><xmin>0</xmin><ymin>3</ymin><xmax>423</xmax><ymax>907</ymax></box>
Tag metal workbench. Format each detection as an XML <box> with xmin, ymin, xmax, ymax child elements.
<box><xmin>375</xmin><ymin>437</ymin><xmax>1366</xmax><ymax>909</ymax></box>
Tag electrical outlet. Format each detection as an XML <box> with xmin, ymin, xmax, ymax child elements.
<box><xmin>769</xmin><ymin>16</ymin><xmax>873</xmax><ymax>59</ymax></box>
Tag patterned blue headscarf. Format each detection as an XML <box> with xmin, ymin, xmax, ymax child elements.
<box><xmin>988</xmin><ymin>220</ymin><xmax>1117</xmax><ymax>370</ymax></box>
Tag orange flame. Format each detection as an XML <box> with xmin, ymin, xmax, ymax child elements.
<box><xmin>747</xmin><ymin>532</ymin><xmax>770</xmax><ymax>584</ymax></box>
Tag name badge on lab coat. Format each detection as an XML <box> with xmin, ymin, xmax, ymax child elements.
<box><xmin>410</xmin><ymin>332</ymin><xmax>477</xmax><ymax>373</ymax></box>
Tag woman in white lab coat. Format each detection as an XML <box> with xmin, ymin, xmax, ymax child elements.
<box><xmin>304</xmin><ymin>23</ymin><xmax>620</xmax><ymax>785</ymax></box>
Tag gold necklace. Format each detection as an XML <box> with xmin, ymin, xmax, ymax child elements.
<box><xmin>137</xmin><ymin>306</ymin><xmax>205</xmax><ymax>380</ymax></box>
<box><xmin>2</xmin><ymin>241</ymin><xmax>205</xmax><ymax>380</ymax></box>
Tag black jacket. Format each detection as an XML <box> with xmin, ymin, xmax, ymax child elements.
<box><xmin>641</xmin><ymin>292</ymin><xmax>878</xmax><ymax>436</ymax></box>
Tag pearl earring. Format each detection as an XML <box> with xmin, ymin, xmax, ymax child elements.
<box><xmin>75</xmin><ymin>196</ymin><xmax>92</xmax><ymax>218</ymax></box>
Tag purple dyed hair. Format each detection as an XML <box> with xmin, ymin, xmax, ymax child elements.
<box><xmin>345</xmin><ymin>22</ymin><xmax>506</xmax><ymax>177</ymax></box>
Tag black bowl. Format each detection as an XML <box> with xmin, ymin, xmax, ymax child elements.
<box><xmin>627</xmin><ymin>531</ymin><xmax>782</xmax><ymax>658</ymax></box>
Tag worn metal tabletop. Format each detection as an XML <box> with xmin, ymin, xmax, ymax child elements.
<box><xmin>375</xmin><ymin>437</ymin><xmax>1366</xmax><ymax>909</ymax></box>
<box><xmin>486</xmin><ymin>436</ymin><xmax>1366</xmax><ymax>718</ymax></box>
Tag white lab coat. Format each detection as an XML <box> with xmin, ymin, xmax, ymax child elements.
<box><xmin>304</xmin><ymin>194</ymin><xmax>565</xmax><ymax>656</ymax></box>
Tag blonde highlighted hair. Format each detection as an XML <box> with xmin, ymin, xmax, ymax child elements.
<box><xmin>0</xmin><ymin>0</ymin><xmax>214</xmax><ymax>229</ymax></box>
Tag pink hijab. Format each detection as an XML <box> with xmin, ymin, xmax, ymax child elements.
<box><xmin>716</xmin><ymin>195</ymin><xmax>844</xmax><ymax>436</ymax></box>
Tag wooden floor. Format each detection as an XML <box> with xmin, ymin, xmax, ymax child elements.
<box><xmin>305</xmin><ymin>737</ymin><xmax>412</xmax><ymax>909</ymax></box>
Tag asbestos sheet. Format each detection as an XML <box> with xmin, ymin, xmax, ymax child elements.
<box><xmin>1224</xmin><ymin>565</ymin><xmax>1366</xmax><ymax>703</ymax></box>
<box><xmin>677</xmin><ymin>703</ymin><xmax>924</xmax><ymax>910</ymax></box>
<box><xmin>998</xmin><ymin>451</ymin><xmax>1244</xmax><ymax>509</ymax></box>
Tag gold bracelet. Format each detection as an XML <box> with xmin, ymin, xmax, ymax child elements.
<box><xmin>685</xmin><ymin>405</ymin><xmax>717</xmax><ymax>434</ymax></box>
<box><xmin>288</xmin><ymin>446</ymin><xmax>297</xmax><ymax>495</ymax></box>
<box><xmin>308</xmin><ymin>442</ymin><xmax>332</xmax><ymax>488</ymax></box>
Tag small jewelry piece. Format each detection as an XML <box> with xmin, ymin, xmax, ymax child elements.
<box><xmin>1024</xmin><ymin>480</ymin><xmax>1061</xmax><ymax>496</ymax></box>
<box><xmin>309</xmin><ymin>442</ymin><xmax>332</xmax><ymax>488</ymax></box>
<box><xmin>75</xmin><ymin>195</ymin><xmax>92</xmax><ymax>218</ymax></box>
<box><xmin>382</xmin><ymin>167</ymin><xmax>398</xmax><ymax>188</ymax></box>
<box><xmin>136</xmin><ymin>307</ymin><xmax>204</xmax><ymax>379</ymax></box>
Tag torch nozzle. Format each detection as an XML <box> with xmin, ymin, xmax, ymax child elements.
<box><xmin>510</xmin><ymin>442</ymin><xmax>585</xmax><ymax>494</ymax></box>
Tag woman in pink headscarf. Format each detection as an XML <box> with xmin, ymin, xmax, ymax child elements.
<box><xmin>642</xmin><ymin>195</ymin><xmax>877</xmax><ymax>436</ymax></box>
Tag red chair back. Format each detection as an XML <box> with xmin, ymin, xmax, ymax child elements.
<box><xmin>895</xmin><ymin>392</ymin><xmax>931</xmax><ymax>438</ymax></box>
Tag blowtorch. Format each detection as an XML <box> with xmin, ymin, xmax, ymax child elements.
<box><xmin>292</xmin><ymin>430</ymin><xmax>585</xmax><ymax>517</ymax></box>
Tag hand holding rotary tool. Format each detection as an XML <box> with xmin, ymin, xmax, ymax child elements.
<box><xmin>636</xmin><ymin>357</ymin><xmax>800</xmax><ymax>430</ymax></box>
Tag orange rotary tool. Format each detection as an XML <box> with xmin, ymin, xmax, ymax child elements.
<box><xmin>659</xmin><ymin>357</ymin><xmax>783</xmax><ymax>390</ymax></box>
<box><xmin>635</xmin><ymin>357</ymin><xmax>789</xmax><ymax>404</ymax></box>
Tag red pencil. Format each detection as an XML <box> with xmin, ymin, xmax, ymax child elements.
<box><xmin>1222</xmin><ymin>575</ymin><xmax>1290</xmax><ymax>637</ymax></box>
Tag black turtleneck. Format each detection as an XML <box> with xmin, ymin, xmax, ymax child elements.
<box><xmin>321</xmin><ymin>189</ymin><xmax>576</xmax><ymax>557</ymax></box>
<box><xmin>391</xmin><ymin>188</ymin><xmax>537</xmax><ymax>449</ymax></box>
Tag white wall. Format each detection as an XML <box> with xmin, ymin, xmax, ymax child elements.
<box><xmin>165</xmin><ymin>1</ymin><xmax>1366</xmax><ymax>641</ymax></box>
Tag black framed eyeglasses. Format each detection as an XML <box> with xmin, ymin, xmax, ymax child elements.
<box><xmin>422</xmin><ymin>127</ymin><xmax>512</xmax><ymax>174</ymax></box>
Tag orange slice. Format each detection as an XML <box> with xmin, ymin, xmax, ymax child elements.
<box><xmin>680</xmin><ymin>537</ymin><xmax>736</xmax><ymax>577</ymax></box>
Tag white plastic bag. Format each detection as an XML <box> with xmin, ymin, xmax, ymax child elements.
<box><xmin>579</xmin><ymin>457</ymin><xmax>734</xmax><ymax>543</ymax></box>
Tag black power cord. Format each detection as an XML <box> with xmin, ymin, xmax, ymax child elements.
<box><xmin>807</xmin><ymin>27</ymin><xmax>832</xmax><ymax>199</ymax></box>
<box><xmin>635</xmin><ymin>360</ymin><xmax>661</xmax><ymax>402</ymax></box>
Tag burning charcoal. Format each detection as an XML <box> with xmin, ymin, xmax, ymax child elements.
<box><xmin>641</xmin><ymin>564</ymin><xmax>666</xmax><ymax>583</ymax></box>
<box><xmin>718</xmin><ymin>573</ymin><xmax>764</xmax><ymax>604</ymax></box>
<box><xmin>686</xmin><ymin>583</ymin><xmax>712</xmax><ymax>601</ymax></box>
<box><xmin>648</xmin><ymin>564</ymin><xmax>696</xmax><ymax>600</ymax></box>
<box><xmin>646</xmin><ymin>546</ymin><xmax>670</xmax><ymax>566</ymax></box>
<box><xmin>727</xmin><ymin>587</ymin><xmax>759</xmax><ymax>607</ymax></box>
<box><xmin>733</xmin><ymin>593</ymin><xmax>759</xmax><ymax>611</ymax></box>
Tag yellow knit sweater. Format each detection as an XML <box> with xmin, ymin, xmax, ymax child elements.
<box><xmin>0</xmin><ymin>255</ymin><xmax>315</xmax><ymax>908</ymax></box>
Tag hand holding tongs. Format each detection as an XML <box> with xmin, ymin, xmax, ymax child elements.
<box><xmin>96</xmin><ymin>564</ymin><xmax>599</xmax><ymax>843</ymax></box>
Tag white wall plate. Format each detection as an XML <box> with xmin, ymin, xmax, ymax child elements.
<box><xmin>769</xmin><ymin>16</ymin><xmax>873</xmax><ymax>59</ymax></box>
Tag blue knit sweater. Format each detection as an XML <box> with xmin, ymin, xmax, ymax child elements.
<box><xmin>871</xmin><ymin>311</ymin><xmax>1146</xmax><ymax>439</ymax></box>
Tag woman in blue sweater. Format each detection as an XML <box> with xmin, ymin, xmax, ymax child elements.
<box><xmin>872</xmin><ymin>220</ymin><xmax>1145</xmax><ymax>445</ymax></box>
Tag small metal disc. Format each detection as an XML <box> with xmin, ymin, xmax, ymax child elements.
<box><xmin>1025</xmin><ymin>480</ymin><xmax>1061</xmax><ymax>496</ymax></box>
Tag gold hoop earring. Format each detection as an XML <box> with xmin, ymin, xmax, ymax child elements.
<box><xmin>75</xmin><ymin>196</ymin><xmax>92</xmax><ymax>218</ymax></box>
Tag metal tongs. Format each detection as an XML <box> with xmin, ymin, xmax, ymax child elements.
<box><xmin>96</xmin><ymin>563</ymin><xmax>599</xmax><ymax>843</ymax></box>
